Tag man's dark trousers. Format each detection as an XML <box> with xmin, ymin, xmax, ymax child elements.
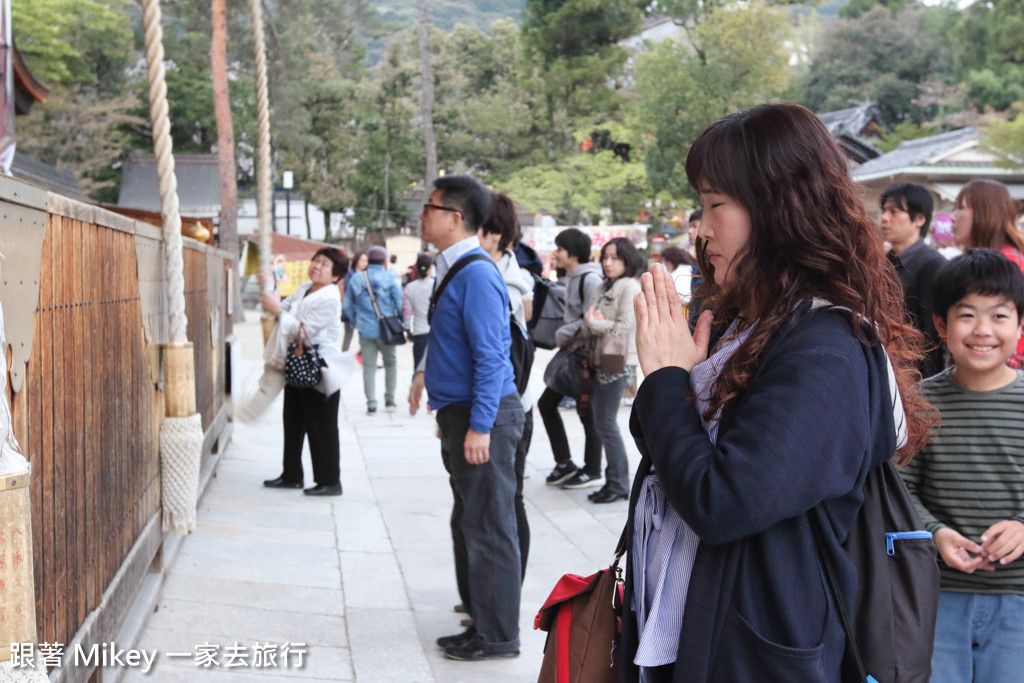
<box><xmin>438</xmin><ymin>392</ymin><xmax>525</xmax><ymax>654</ymax></box>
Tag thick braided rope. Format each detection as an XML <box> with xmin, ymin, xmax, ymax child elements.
<box><xmin>141</xmin><ymin>0</ymin><xmax>188</xmax><ymax>343</ymax></box>
<box><xmin>158</xmin><ymin>414</ymin><xmax>202</xmax><ymax>533</ymax></box>
<box><xmin>251</xmin><ymin>0</ymin><xmax>273</xmax><ymax>294</ymax></box>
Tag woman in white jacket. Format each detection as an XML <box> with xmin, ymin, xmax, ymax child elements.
<box><xmin>581</xmin><ymin>237</ymin><xmax>642</xmax><ymax>503</ymax></box>
<box><xmin>262</xmin><ymin>248</ymin><xmax>349</xmax><ymax>496</ymax></box>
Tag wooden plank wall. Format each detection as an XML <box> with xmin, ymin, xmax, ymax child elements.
<box><xmin>11</xmin><ymin>212</ymin><xmax>227</xmax><ymax>652</ymax></box>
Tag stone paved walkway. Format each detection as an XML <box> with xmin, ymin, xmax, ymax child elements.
<box><xmin>120</xmin><ymin>312</ymin><xmax>640</xmax><ymax>682</ymax></box>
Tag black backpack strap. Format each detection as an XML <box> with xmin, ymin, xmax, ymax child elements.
<box><xmin>810</xmin><ymin>514</ymin><xmax>873</xmax><ymax>683</ymax></box>
<box><xmin>429</xmin><ymin>252</ymin><xmax>515</xmax><ymax>321</ymax></box>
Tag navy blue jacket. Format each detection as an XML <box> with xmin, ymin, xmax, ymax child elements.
<box><xmin>623</xmin><ymin>302</ymin><xmax>897</xmax><ymax>682</ymax></box>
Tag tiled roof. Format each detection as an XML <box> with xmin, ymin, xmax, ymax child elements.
<box><xmin>853</xmin><ymin>127</ymin><xmax>978</xmax><ymax>177</ymax></box>
<box><xmin>118</xmin><ymin>154</ymin><xmax>222</xmax><ymax>217</ymax></box>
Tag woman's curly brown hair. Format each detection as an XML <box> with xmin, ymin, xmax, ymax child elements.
<box><xmin>686</xmin><ymin>103</ymin><xmax>937</xmax><ymax>461</ymax></box>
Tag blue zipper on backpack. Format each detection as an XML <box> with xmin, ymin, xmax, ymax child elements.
<box><xmin>885</xmin><ymin>531</ymin><xmax>932</xmax><ymax>556</ymax></box>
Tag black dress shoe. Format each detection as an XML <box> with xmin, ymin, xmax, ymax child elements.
<box><xmin>264</xmin><ymin>476</ymin><xmax>303</xmax><ymax>489</ymax></box>
<box><xmin>436</xmin><ymin>625</ymin><xmax>476</xmax><ymax>649</ymax></box>
<box><xmin>591</xmin><ymin>489</ymin><xmax>628</xmax><ymax>504</ymax></box>
<box><xmin>443</xmin><ymin>637</ymin><xmax>518</xmax><ymax>661</ymax></box>
<box><xmin>303</xmin><ymin>483</ymin><xmax>342</xmax><ymax>496</ymax></box>
<box><xmin>588</xmin><ymin>485</ymin><xmax>609</xmax><ymax>501</ymax></box>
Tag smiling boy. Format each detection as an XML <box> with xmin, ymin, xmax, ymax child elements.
<box><xmin>900</xmin><ymin>248</ymin><xmax>1024</xmax><ymax>682</ymax></box>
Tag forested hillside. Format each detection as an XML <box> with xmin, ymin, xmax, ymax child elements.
<box><xmin>374</xmin><ymin>0</ymin><xmax>525</xmax><ymax>30</ymax></box>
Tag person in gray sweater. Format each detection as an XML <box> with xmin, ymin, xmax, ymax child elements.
<box><xmin>538</xmin><ymin>228</ymin><xmax>604</xmax><ymax>489</ymax></box>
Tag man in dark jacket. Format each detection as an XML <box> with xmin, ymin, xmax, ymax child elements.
<box><xmin>881</xmin><ymin>182</ymin><xmax>947</xmax><ymax>378</ymax></box>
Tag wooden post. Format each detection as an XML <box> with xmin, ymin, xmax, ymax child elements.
<box><xmin>0</xmin><ymin>472</ymin><xmax>38</xmax><ymax>661</ymax></box>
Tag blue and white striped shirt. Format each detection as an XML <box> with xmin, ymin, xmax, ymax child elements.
<box><xmin>632</xmin><ymin>319</ymin><xmax>753</xmax><ymax>675</ymax></box>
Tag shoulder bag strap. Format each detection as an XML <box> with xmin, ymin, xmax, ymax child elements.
<box><xmin>429</xmin><ymin>252</ymin><xmax>493</xmax><ymax>315</ymax></box>
<box><xmin>364</xmin><ymin>270</ymin><xmax>384</xmax><ymax>321</ymax></box>
<box><xmin>810</xmin><ymin>514</ymin><xmax>872</xmax><ymax>683</ymax></box>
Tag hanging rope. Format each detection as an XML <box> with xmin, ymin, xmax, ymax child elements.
<box><xmin>250</xmin><ymin>0</ymin><xmax>273</xmax><ymax>294</ymax></box>
<box><xmin>141</xmin><ymin>0</ymin><xmax>201</xmax><ymax>534</ymax></box>
<box><xmin>141</xmin><ymin>0</ymin><xmax>188</xmax><ymax>343</ymax></box>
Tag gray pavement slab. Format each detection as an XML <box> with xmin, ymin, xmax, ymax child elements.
<box><xmin>127</xmin><ymin>312</ymin><xmax>643</xmax><ymax>682</ymax></box>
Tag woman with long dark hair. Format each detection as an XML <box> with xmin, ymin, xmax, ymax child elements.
<box><xmin>952</xmin><ymin>179</ymin><xmax>1024</xmax><ymax>366</ymax></box>
<box><xmin>624</xmin><ymin>103</ymin><xmax>936</xmax><ymax>681</ymax></box>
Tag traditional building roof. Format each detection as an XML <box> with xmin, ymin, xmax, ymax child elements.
<box><xmin>118</xmin><ymin>154</ymin><xmax>222</xmax><ymax>218</ymax></box>
<box><xmin>12</xmin><ymin>42</ymin><xmax>49</xmax><ymax>114</ymax></box>
<box><xmin>852</xmin><ymin>126</ymin><xmax>1024</xmax><ymax>209</ymax></box>
<box><xmin>11</xmin><ymin>153</ymin><xmax>83</xmax><ymax>199</ymax></box>
<box><xmin>853</xmin><ymin>127</ymin><xmax>982</xmax><ymax>180</ymax></box>
<box><xmin>817</xmin><ymin>102</ymin><xmax>884</xmax><ymax>164</ymax></box>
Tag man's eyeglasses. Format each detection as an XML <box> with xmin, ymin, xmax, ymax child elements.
<box><xmin>423</xmin><ymin>203</ymin><xmax>459</xmax><ymax>214</ymax></box>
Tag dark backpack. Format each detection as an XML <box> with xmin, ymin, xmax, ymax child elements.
<box><xmin>809</xmin><ymin>306</ymin><xmax>940</xmax><ymax>683</ymax></box>
<box><xmin>529</xmin><ymin>273</ymin><xmax>590</xmax><ymax>350</ymax></box>
<box><xmin>431</xmin><ymin>253</ymin><xmax>534</xmax><ymax>395</ymax></box>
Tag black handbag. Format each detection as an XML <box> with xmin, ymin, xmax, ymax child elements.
<box><xmin>364</xmin><ymin>271</ymin><xmax>406</xmax><ymax>345</ymax></box>
<box><xmin>543</xmin><ymin>338</ymin><xmax>591</xmax><ymax>397</ymax></box>
<box><xmin>284</xmin><ymin>323</ymin><xmax>326</xmax><ymax>388</ymax></box>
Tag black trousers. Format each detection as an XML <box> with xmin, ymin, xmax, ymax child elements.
<box><xmin>438</xmin><ymin>393</ymin><xmax>524</xmax><ymax>653</ymax></box>
<box><xmin>281</xmin><ymin>386</ymin><xmax>340</xmax><ymax>487</ymax></box>
<box><xmin>537</xmin><ymin>386</ymin><xmax>602</xmax><ymax>475</ymax></box>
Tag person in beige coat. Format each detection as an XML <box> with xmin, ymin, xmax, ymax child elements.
<box><xmin>581</xmin><ymin>237</ymin><xmax>643</xmax><ymax>503</ymax></box>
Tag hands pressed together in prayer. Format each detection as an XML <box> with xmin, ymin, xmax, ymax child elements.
<box><xmin>633</xmin><ymin>262</ymin><xmax>714</xmax><ymax>377</ymax></box>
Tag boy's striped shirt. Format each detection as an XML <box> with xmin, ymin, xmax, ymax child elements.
<box><xmin>900</xmin><ymin>368</ymin><xmax>1024</xmax><ymax>593</ymax></box>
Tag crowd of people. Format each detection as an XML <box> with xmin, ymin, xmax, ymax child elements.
<box><xmin>240</xmin><ymin>102</ymin><xmax>1024</xmax><ymax>680</ymax></box>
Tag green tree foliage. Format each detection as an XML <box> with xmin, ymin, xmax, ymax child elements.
<box><xmin>632</xmin><ymin>1</ymin><xmax>792</xmax><ymax>196</ymax></box>
<box><xmin>982</xmin><ymin>103</ymin><xmax>1024</xmax><ymax>167</ymax></box>
<box><xmin>12</xmin><ymin>0</ymin><xmax>139</xmax><ymax>201</ymax></box>
<box><xmin>346</xmin><ymin>39</ymin><xmax>422</xmax><ymax>232</ymax></box>
<box><xmin>12</xmin><ymin>0</ymin><xmax>133</xmax><ymax>89</ymax></box>
<box><xmin>876</xmin><ymin>120</ymin><xmax>939</xmax><ymax>153</ymax></box>
<box><xmin>952</xmin><ymin>0</ymin><xmax>1024</xmax><ymax>111</ymax></box>
<box><xmin>801</xmin><ymin>4</ymin><xmax>958</xmax><ymax>127</ymax></box>
<box><xmin>522</xmin><ymin>0</ymin><xmax>645</xmax><ymax>152</ymax></box>
<box><xmin>501</xmin><ymin>131</ymin><xmax>649</xmax><ymax>224</ymax></box>
<box><xmin>268</xmin><ymin>0</ymin><xmax>369</xmax><ymax>233</ymax></box>
<box><xmin>430</xmin><ymin>19</ymin><xmax>546</xmax><ymax>181</ymax></box>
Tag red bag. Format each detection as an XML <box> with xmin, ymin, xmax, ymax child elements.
<box><xmin>535</xmin><ymin>528</ymin><xmax>627</xmax><ymax>683</ymax></box>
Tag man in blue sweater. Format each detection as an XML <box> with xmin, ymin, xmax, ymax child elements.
<box><xmin>409</xmin><ymin>174</ymin><xmax>526</xmax><ymax>661</ymax></box>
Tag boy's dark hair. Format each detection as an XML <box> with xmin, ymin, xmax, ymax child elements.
<box><xmin>601</xmin><ymin>237</ymin><xmax>644</xmax><ymax>279</ymax></box>
<box><xmin>881</xmin><ymin>182</ymin><xmax>934</xmax><ymax>238</ymax></box>
<box><xmin>554</xmin><ymin>227</ymin><xmax>592</xmax><ymax>263</ymax></box>
<box><xmin>932</xmin><ymin>248</ymin><xmax>1024</xmax><ymax>320</ymax></box>
<box><xmin>688</xmin><ymin>208</ymin><xmax>703</xmax><ymax>223</ymax></box>
<box><xmin>433</xmin><ymin>174</ymin><xmax>492</xmax><ymax>232</ymax></box>
<box><xmin>313</xmin><ymin>247</ymin><xmax>348</xmax><ymax>280</ymax></box>
<box><xmin>480</xmin><ymin>192</ymin><xmax>521</xmax><ymax>252</ymax></box>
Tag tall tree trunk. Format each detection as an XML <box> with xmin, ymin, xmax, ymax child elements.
<box><xmin>211</xmin><ymin>0</ymin><xmax>242</xmax><ymax>324</ymax></box>
<box><xmin>417</xmin><ymin>0</ymin><xmax>437</xmax><ymax>184</ymax></box>
<box><xmin>323</xmin><ymin>208</ymin><xmax>331</xmax><ymax>241</ymax></box>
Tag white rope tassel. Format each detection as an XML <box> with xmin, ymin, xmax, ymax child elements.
<box><xmin>250</xmin><ymin>0</ymin><xmax>273</xmax><ymax>294</ymax></box>
<box><xmin>141</xmin><ymin>0</ymin><xmax>188</xmax><ymax>344</ymax></box>
<box><xmin>159</xmin><ymin>414</ymin><xmax>202</xmax><ymax>533</ymax></box>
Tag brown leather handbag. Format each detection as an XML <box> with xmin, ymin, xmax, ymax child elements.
<box><xmin>535</xmin><ymin>525</ymin><xmax>627</xmax><ymax>683</ymax></box>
